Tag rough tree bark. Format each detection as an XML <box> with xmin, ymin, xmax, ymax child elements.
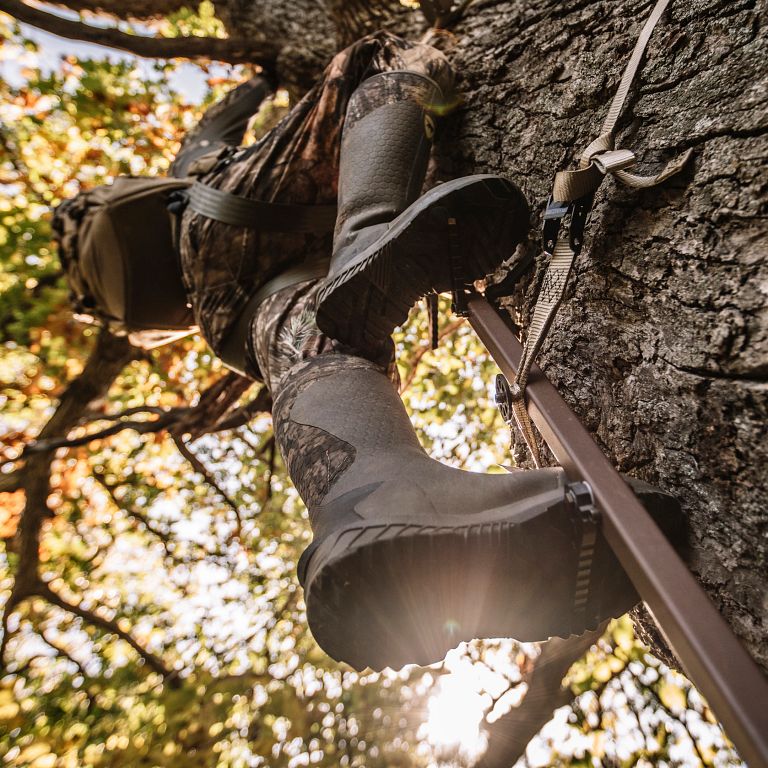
<box><xmin>437</xmin><ymin>0</ymin><xmax>767</xmax><ymax>673</ymax></box>
<box><xmin>6</xmin><ymin>0</ymin><xmax>766</xmax><ymax>761</ymax></box>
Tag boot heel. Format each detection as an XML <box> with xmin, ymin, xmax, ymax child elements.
<box><xmin>369</xmin><ymin>241</ymin><xmax>393</xmax><ymax>291</ymax></box>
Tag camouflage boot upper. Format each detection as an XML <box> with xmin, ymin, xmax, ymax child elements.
<box><xmin>271</xmin><ymin>354</ymin><xmax>664</xmax><ymax>671</ymax></box>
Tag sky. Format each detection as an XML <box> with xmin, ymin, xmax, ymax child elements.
<box><xmin>0</xmin><ymin>13</ymin><xmax>228</xmax><ymax>103</ymax></box>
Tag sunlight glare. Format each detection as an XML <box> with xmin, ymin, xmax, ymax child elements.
<box><xmin>420</xmin><ymin>649</ymin><xmax>489</xmax><ymax>761</ymax></box>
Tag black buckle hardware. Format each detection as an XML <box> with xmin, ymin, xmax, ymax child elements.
<box><xmin>495</xmin><ymin>373</ymin><xmax>514</xmax><ymax>424</ymax></box>
<box><xmin>495</xmin><ymin>373</ymin><xmax>525</xmax><ymax>450</ymax></box>
<box><xmin>542</xmin><ymin>195</ymin><xmax>593</xmax><ymax>256</ymax></box>
<box><xmin>569</xmin><ymin>196</ymin><xmax>592</xmax><ymax>253</ymax></box>
<box><xmin>167</xmin><ymin>189</ymin><xmax>189</xmax><ymax>216</ymax></box>
<box><xmin>542</xmin><ymin>196</ymin><xmax>568</xmax><ymax>254</ymax></box>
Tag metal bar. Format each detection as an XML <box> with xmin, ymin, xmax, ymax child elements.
<box><xmin>467</xmin><ymin>294</ymin><xmax>768</xmax><ymax>768</ymax></box>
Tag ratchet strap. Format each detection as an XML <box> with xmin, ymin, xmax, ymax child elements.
<box><xmin>505</xmin><ymin>0</ymin><xmax>692</xmax><ymax>466</ymax></box>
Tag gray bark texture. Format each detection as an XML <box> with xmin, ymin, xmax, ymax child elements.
<box><xmin>32</xmin><ymin>0</ymin><xmax>767</xmax><ymax>680</ymax></box>
<box><xmin>432</xmin><ymin>0</ymin><xmax>768</xmax><ymax>673</ymax></box>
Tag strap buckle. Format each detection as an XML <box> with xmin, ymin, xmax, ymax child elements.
<box><xmin>542</xmin><ymin>195</ymin><xmax>592</xmax><ymax>256</ymax></box>
<box><xmin>167</xmin><ymin>189</ymin><xmax>189</xmax><ymax>216</ymax></box>
<box><xmin>542</xmin><ymin>196</ymin><xmax>569</xmax><ymax>254</ymax></box>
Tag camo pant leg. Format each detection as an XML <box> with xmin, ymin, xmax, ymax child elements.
<box><xmin>178</xmin><ymin>31</ymin><xmax>454</xmax><ymax>366</ymax></box>
<box><xmin>248</xmin><ymin>279</ymin><xmax>398</xmax><ymax>395</ymax></box>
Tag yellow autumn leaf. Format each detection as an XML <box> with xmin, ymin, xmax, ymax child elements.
<box><xmin>592</xmin><ymin>661</ymin><xmax>613</xmax><ymax>683</ymax></box>
<box><xmin>659</xmin><ymin>680</ymin><xmax>687</xmax><ymax>713</ymax></box>
<box><xmin>15</xmin><ymin>743</ymin><xmax>52</xmax><ymax>763</ymax></box>
<box><xmin>0</xmin><ymin>702</ymin><xmax>19</xmax><ymax>719</ymax></box>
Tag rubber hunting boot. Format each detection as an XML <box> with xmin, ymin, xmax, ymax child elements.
<box><xmin>316</xmin><ymin>72</ymin><xmax>530</xmax><ymax>357</ymax></box>
<box><xmin>274</xmin><ymin>355</ymin><xmax>684</xmax><ymax>671</ymax></box>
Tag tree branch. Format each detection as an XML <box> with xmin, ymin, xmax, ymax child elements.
<box><xmin>478</xmin><ymin>628</ymin><xmax>606</xmax><ymax>768</ymax></box>
<box><xmin>171</xmin><ymin>371</ymin><xmax>258</xmax><ymax>440</ymax></box>
<box><xmin>50</xmin><ymin>0</ymin><xmax>188</xmax><ymax>17</ymax></box>
<box><xmin>207</xmin><ymin>386</ymin><xmax>272</xmax><ymax>434</ymax></box>
<box><xmin>91</xmin><ymin>469</ymin><xmax>176</xmax><ymax>556</ymax></box>
<box><xmin>172</xmin><ymin>435</ymin><xmax>243</xmax><ymax>538</ymax></box>
<box><xmin>80</xmin><ymin>404</ymin><xmax>168</xmax><ymax>423</ymax></box>
<box><xmin>0</xmin><ymin>591</ymin><xmax>22</xmax><ymax>672</ymax></box>
<box><xmin>239</xmin><ymin>431</ymin><xmax>274</xmax><ymax>461</ymax></box>
<box><xmin>40</xmin><ymin>583</ymin><xmax>176</xmax><ymax>682</ymax></box>
<box><xmin>40</xmin><ymin>627</ymin><xmax>96</xmax><ymax>709</ymax></box>
<box><xmin>0</xmin><ymin>0</ymin><xmax>277</xmax><ymax>65</ymax></box>
<box><xmin>26</xmin><ymin>412</ymin><xmax>176</xmax><ymax>452</ymax></box>
<box><xmin>0</xmin><ymin>123</ymin><xmax>49</xmax><ymax>205</ymax></box>
<box><xmin>0</xmin><ymin>469</ymin><xmax>22</xmax><ymax>493</ymax></box>
<box><xmin>25</xmin><ymin>377</ymin><xmax>269</xmax><ymax>453</ymax></box>
<box><xmin>4</xmin><ymin>330</ymin><xmax>135</xmax><ymax>673</ymax></box>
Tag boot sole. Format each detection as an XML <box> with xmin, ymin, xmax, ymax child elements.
<box><xmin>302</xmin><ymin>499</ymin><xmax>638</xmax><ymax>671</ymax></box>
<box><xmin>316</xmin><ymin>174</ymin><xmax>529</xmax><ymax>357</ymax></box>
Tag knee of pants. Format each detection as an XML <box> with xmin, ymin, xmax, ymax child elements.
<box><xmin>328</xmin><ymin>30</ymin><xmax>455</xmax><ymax>102</ymax></box>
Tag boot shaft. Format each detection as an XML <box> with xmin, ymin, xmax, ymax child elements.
<box><xmin>332</xmin><ymin>71</ymin><xmax>444</xmax><ymax>270</ymax></box>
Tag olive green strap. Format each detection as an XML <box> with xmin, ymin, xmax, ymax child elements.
<box><xmin>187</xmin><ymin>181</ymin><xmax>337</xmax><ymax>233</ymax></box>
<box><xmin>509</xmin><ymin>0</ymin><xmax>692</xmax><ymax>467</ymax></box>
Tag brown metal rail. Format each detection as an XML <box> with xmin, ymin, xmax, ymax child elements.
<box><xmin>467</xmin><ymin>294</ymin><xmax>768</xmax><ymax>768</ymax></box>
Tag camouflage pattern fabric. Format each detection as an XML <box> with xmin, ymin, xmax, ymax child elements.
<box><xmin>269</xmin><ymin>352</ymin><xmax>389</xmax><ymax>509</ymax></box>
<box><xmin>176</xmin><ymin>31</ymin><xmax>454</xmax><ymax>393</ymax></box>
<box><xmin>246</xmin><ymin>279</ymin><xmax>399</xmax><ymax>396</ymax></box>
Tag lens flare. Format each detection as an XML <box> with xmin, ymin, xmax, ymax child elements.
<box><xmin>419</xmin><ymin>650</ymin><xmax>489</xmax><ymax>762</ymax></box>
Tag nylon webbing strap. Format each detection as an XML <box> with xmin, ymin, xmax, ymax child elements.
<box><xmin>187</xmin><ymin>182</ymin><xmax>338</xmax><ymax>233</ymax></box>
<box><xmin>511</xmin><ymin>239</ymin><xmax>579</xmax><ymax>459</ymax></box>
<box><xmin>508</xmin><ymin>0</ymin><xmax>692</xmax><ymax>467</ymax></box>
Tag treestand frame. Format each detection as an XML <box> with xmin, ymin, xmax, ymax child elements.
<box><xmin>467</xmin><ymin>293</ymin><xmax>768</xmax><ymax>767</ymax></box>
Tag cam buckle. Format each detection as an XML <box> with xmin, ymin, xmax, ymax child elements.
<box><xmin>542</xmin><ymin>196</ymin><xmax>568</xmax><ymax>254</ymax></box>
<box><xmin>542</xmin><ymin>195</ymin><xmax>593</xmax><ymax>255</ymax></box>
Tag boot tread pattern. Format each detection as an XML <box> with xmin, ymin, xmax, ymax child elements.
<box><xmin>304</xmin><ymin>513</ymin><xmax>636</xmax><ymax>672</ymax></box>
<box><xmin>317</xmin><ymin>175</ymin><xmax>530</xmax><ymax>357</ymax></box>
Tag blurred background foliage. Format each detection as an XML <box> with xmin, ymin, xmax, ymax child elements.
<box><xmin>0</xmin><ymin>5</ymin><xmax>743</xmax><ymax>767</ymax></box>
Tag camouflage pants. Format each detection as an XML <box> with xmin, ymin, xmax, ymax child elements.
<box><xmin>178</xmin><ymin>31</ymin><xmax>454</xmax><ymax>396</ymax></box>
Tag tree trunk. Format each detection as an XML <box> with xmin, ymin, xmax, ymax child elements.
<box><xmin>434</xmin><ymin>0</ymin><xmax>767</xmax><ymax>672</ymax></box>
<box><xmin>203</xmin><ymin>0</ymin><xmax>768</xmax><ymax>676</ymax></box>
